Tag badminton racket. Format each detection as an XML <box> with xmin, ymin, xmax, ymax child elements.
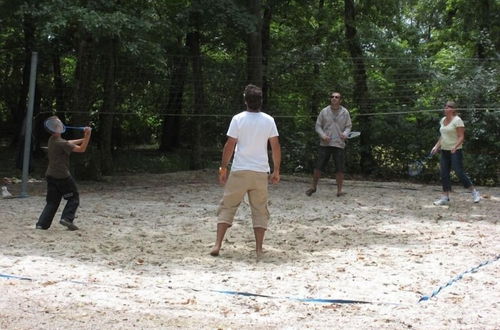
<box><xmin>347</xmin><ymin>131</ymin><xmax>361</xmax><ymax>139</ymax></box>
<box><xmin>408</xmin><ymin>153</ymin><xmax>433</xmax><ymax>176</ymax></box>
<box><xmin>44</xmin><ymin>117</ymin><xmax>87</xmax><ymax>134</ymax></box>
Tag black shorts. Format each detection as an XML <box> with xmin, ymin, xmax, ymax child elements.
<box><xmin>315</xmin><ymin>146</ymin><xmax>345</xmax><ymax>173</ymax></box>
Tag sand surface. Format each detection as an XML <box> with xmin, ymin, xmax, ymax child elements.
<box><xmin>1</xmin><ymin>171</ymin><xmax>499</xmax><ymax>329</ymax></box>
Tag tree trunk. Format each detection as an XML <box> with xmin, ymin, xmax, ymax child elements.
<box><xmin>187</xmin><ymin>13</ymin><xmax>205</xmax><ymax>170</ymax></box>
<box><xmin>52</xmin><ymin>48</ymin><xmax>65</xmax><ymax>117</ymax></box>
<box><xmin>261</xmin><ymin>3</ymin><xmax>272</xmax><ymax>110</ymax></box>
<box><xmin>246</xmin><ymin>0</ymin><xmax>263</xmax><ymax>87</ymax></box>
<box><xmin>311</xmin><ymin>0</ymin><xmax>325</xmax><ymax>116</ymax></box>
<box><xmin>71</xmin><ymin>33</ymin><xmax>100</xmax><ymax>180</ymax></box>
<box><xmin>159</xmin><ymin>38</ymin><xmax>188</xmax><ymax>152</ymax></box>
<box><xmin>13</xmin><ymin>12</ymin><xmax>35</xmax><ymax>147</ymax></box>
<box><xmin>72</xmin><ymin>35</ymin><xmax>95</xmax><ymax>124</ymax></box>
<box><xmin>475</xmin><ymin>0</ymin><xmax>493</xmax><ymax>59</ymax></box>
<box><xmin>99</xmin><ymin>38</ymin><xmax>118</xmax><ymax>175</ymax></box>
<box><xmin>344</xmin><ymin>0</ymin><xmax>375</xmax><ymax>174</ymax></box>
<box><xmin>470</xmin><ymin>0</ymin><xmax>493</xmax><ymax>129</ymax></box>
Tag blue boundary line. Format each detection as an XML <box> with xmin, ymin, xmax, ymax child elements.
<box><xmin>2</xmin><ymin>255</ymin><xmax>498</xmax><ymax>306</ymax></box>
<box><xmin>0</xmin><ymin>273</ymin><xmax>392</xmax><ymax>305</ymax></box>
<box><xmin>418</xmin><ymin>255</ymin><xmax>500</xmax><ymax>302</ymax></box>
<box><xmin>0</xmin><ymin>273</ymin><xmax>32</xmax><ymax>281</ymax></box>
<box><xmin>210</xmin><ymin>290</ymin><xmax>384</xmax><ymax>305</ymax></box>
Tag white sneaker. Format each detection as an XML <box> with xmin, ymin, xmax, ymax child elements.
<box><xmin>472</xmin><ymin>190</ymin><xmax>480</xmax><ymax>203</ymax></box>
<box><xmin>1</xmin><ymin>186</ymin><xmax>12</xmax><ymax>198</ymax></box>
<box><xmin>433</xmin><ymin>197</ymin><xmax>449</xmax><ymax>206</ymax></box>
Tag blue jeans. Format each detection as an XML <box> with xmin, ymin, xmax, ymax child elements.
<box><xmin>36</xmin><ymin>176</ymin><xmax>80</xmax><ymax>229</ymax></box>
<box><xmin>439</xmin><ymin>150</ymin><xmax>473</xmax><ymax>192</ymax></box>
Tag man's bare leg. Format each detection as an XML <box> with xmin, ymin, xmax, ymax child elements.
<box><xmin>306</xmin><ymin>169</ymin><xmax>321</xmax><ymax>196</ymax></box>
<box><xmin>210</xmin><ymin>223</ymin><xmax>230</xmax><ymax>256</ymax></box>
<box><xmin>336</xmin><ymin>172</ymin><xmax>344</xmax><ymax>196</ymax></box>
<box><xmin>254</xmin><ymin>227</ymin><xmax>266</xmax><ymax>257</ymax></box>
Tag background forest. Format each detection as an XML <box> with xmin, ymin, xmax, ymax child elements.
<box><xmin>0</xmin><ymin>0</ymin><xmax>498</xmax><ymax>185</ymax></box>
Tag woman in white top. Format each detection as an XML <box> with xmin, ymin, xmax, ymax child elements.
<box><xmin>431</xmin><ymin>101</ymin><xmax>480</xmax><ymax>205</ymax></box>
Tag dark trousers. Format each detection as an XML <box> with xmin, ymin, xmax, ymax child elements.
<box><xmin>315</xmin><ymin>146</ymin><xmax>345</xmax><ymax>173</ymax></box>
<box><xmin>439</xmin><ymin>150</ymin><xmax>473</xmax><ymax>192</ymax></box>
<box><xmin>36</xmin><ymin>176</ymin><xmax>80</xmax><ymax>229</ymax></box>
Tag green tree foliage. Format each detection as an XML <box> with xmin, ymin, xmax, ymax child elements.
<box><xmin>0</xmin><ymin>0</ymin><xmax>498</xmax><ymax>184</ymax></box>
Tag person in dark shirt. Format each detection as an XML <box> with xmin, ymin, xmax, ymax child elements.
<box><xmin>36</xmin><ymin>116</ymin><xmax>91</xmax><ymax>230</ymax></box>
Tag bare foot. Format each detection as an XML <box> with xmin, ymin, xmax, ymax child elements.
<box><xmin>210</xmin><ymin>246</ymin><xmax>220</xmax><ymax>256</ymax></box>
<box><xmin>305</xmin><ymin>188</ymin><xmax>316</xmax><ymax>196</ymax></box>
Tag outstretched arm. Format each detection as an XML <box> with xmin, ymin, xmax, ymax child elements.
<box><xmin>218</xmin><ymin>137</ymin><xmax>237</xmax><ymax>185</ymax></box>
<box><xmin>451</xmin><ymin>127</ymin><xmax>465</xmax><ymax>153</ymax></box>
<box><xmin>269</xmin><ymin>136</ymin><xmax>281</xmax><ymax>184</ymax></box>
<box><xmin>341</xmin><ymin>113</ymin><xmax>353</xmax><ymax>140</ymax></box>
<box><xmin>431</xmin><ymin>137</ymin><xmax>441</xmax><ymax>155</ymax></box>
<box><xmin>69</xmin><ymin>138</ymin><xmax>84</xmax><ymax>145</ymax></box>
<box><xmin>72</xmin><ymin>127</ymin><xmax>92</xmax><ymax>153</ymax></box>
<box><xmin>315</xmin><ymin>115</ymin><xmax>330</xmax><ymax>143</ymax></box>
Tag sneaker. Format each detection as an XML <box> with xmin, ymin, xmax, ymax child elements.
<box><xmin>433</xmin><ymin>197</ymin><xmax>449</xmax><ymax>206</ymax></box>
<box><xmin>60</xmin><ymin>219</ymin><xmax>79</xmax><ymax>231</ymax></box>
<box><xmin>2</xmin><ymin>186</ymin><xmax>13</xmax><ymax>198</ymax></box>
<box><xmin>472</xmin><ymin>190</ymin><xmax>480</xmax><ymax>203</ymax></box>
<box><xmin>35</xmin><ymin>225</ymin><xmax>47</xmax><ymax>230</ymax></box>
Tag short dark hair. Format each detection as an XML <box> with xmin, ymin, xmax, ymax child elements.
<box><xmin>244</xmin><ymin>84</ymin><xmax>262</xmax><ymax>111</ymax></box>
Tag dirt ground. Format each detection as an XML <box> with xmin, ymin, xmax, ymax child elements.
<box><xmin>0</xmin><ymin>171</ymin><xmax>499</xmax><ymax>329</ymax></box>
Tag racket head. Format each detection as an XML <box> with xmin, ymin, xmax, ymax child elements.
<box><xmin>347</xmin><ymin>131</ymin><xmax>361</xmax><ymax>139</ymax></box>
<box><xmin>44</xmin><ymin>116</ymin><xmax>66</xmax><ymax>134</ymax></box>
<box><xmin>408</xmin><ymin>161</ymin><xmax>424</xmax><ymax>176</ymax></box>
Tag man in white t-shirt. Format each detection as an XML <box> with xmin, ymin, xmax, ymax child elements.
<box><xmin>210</xmin><ymin>84</ymin><xmax>281</xmax><ymax>258</ymax></box>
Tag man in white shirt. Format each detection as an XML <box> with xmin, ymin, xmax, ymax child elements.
<box><xmin>306</xmin><ymin>92</ymin><xmax>352</xmax><ymax>197</ymax></box>
<box><xmin>211</xmin><ymin>84</ymin><xmax>281</xmax><ymax>258</ymax></box>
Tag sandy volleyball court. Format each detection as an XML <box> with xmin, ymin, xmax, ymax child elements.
<box><xmin>0</xmin><ymin>171</ymin><xmax>499</xmax><ymax>329</ymax></box>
